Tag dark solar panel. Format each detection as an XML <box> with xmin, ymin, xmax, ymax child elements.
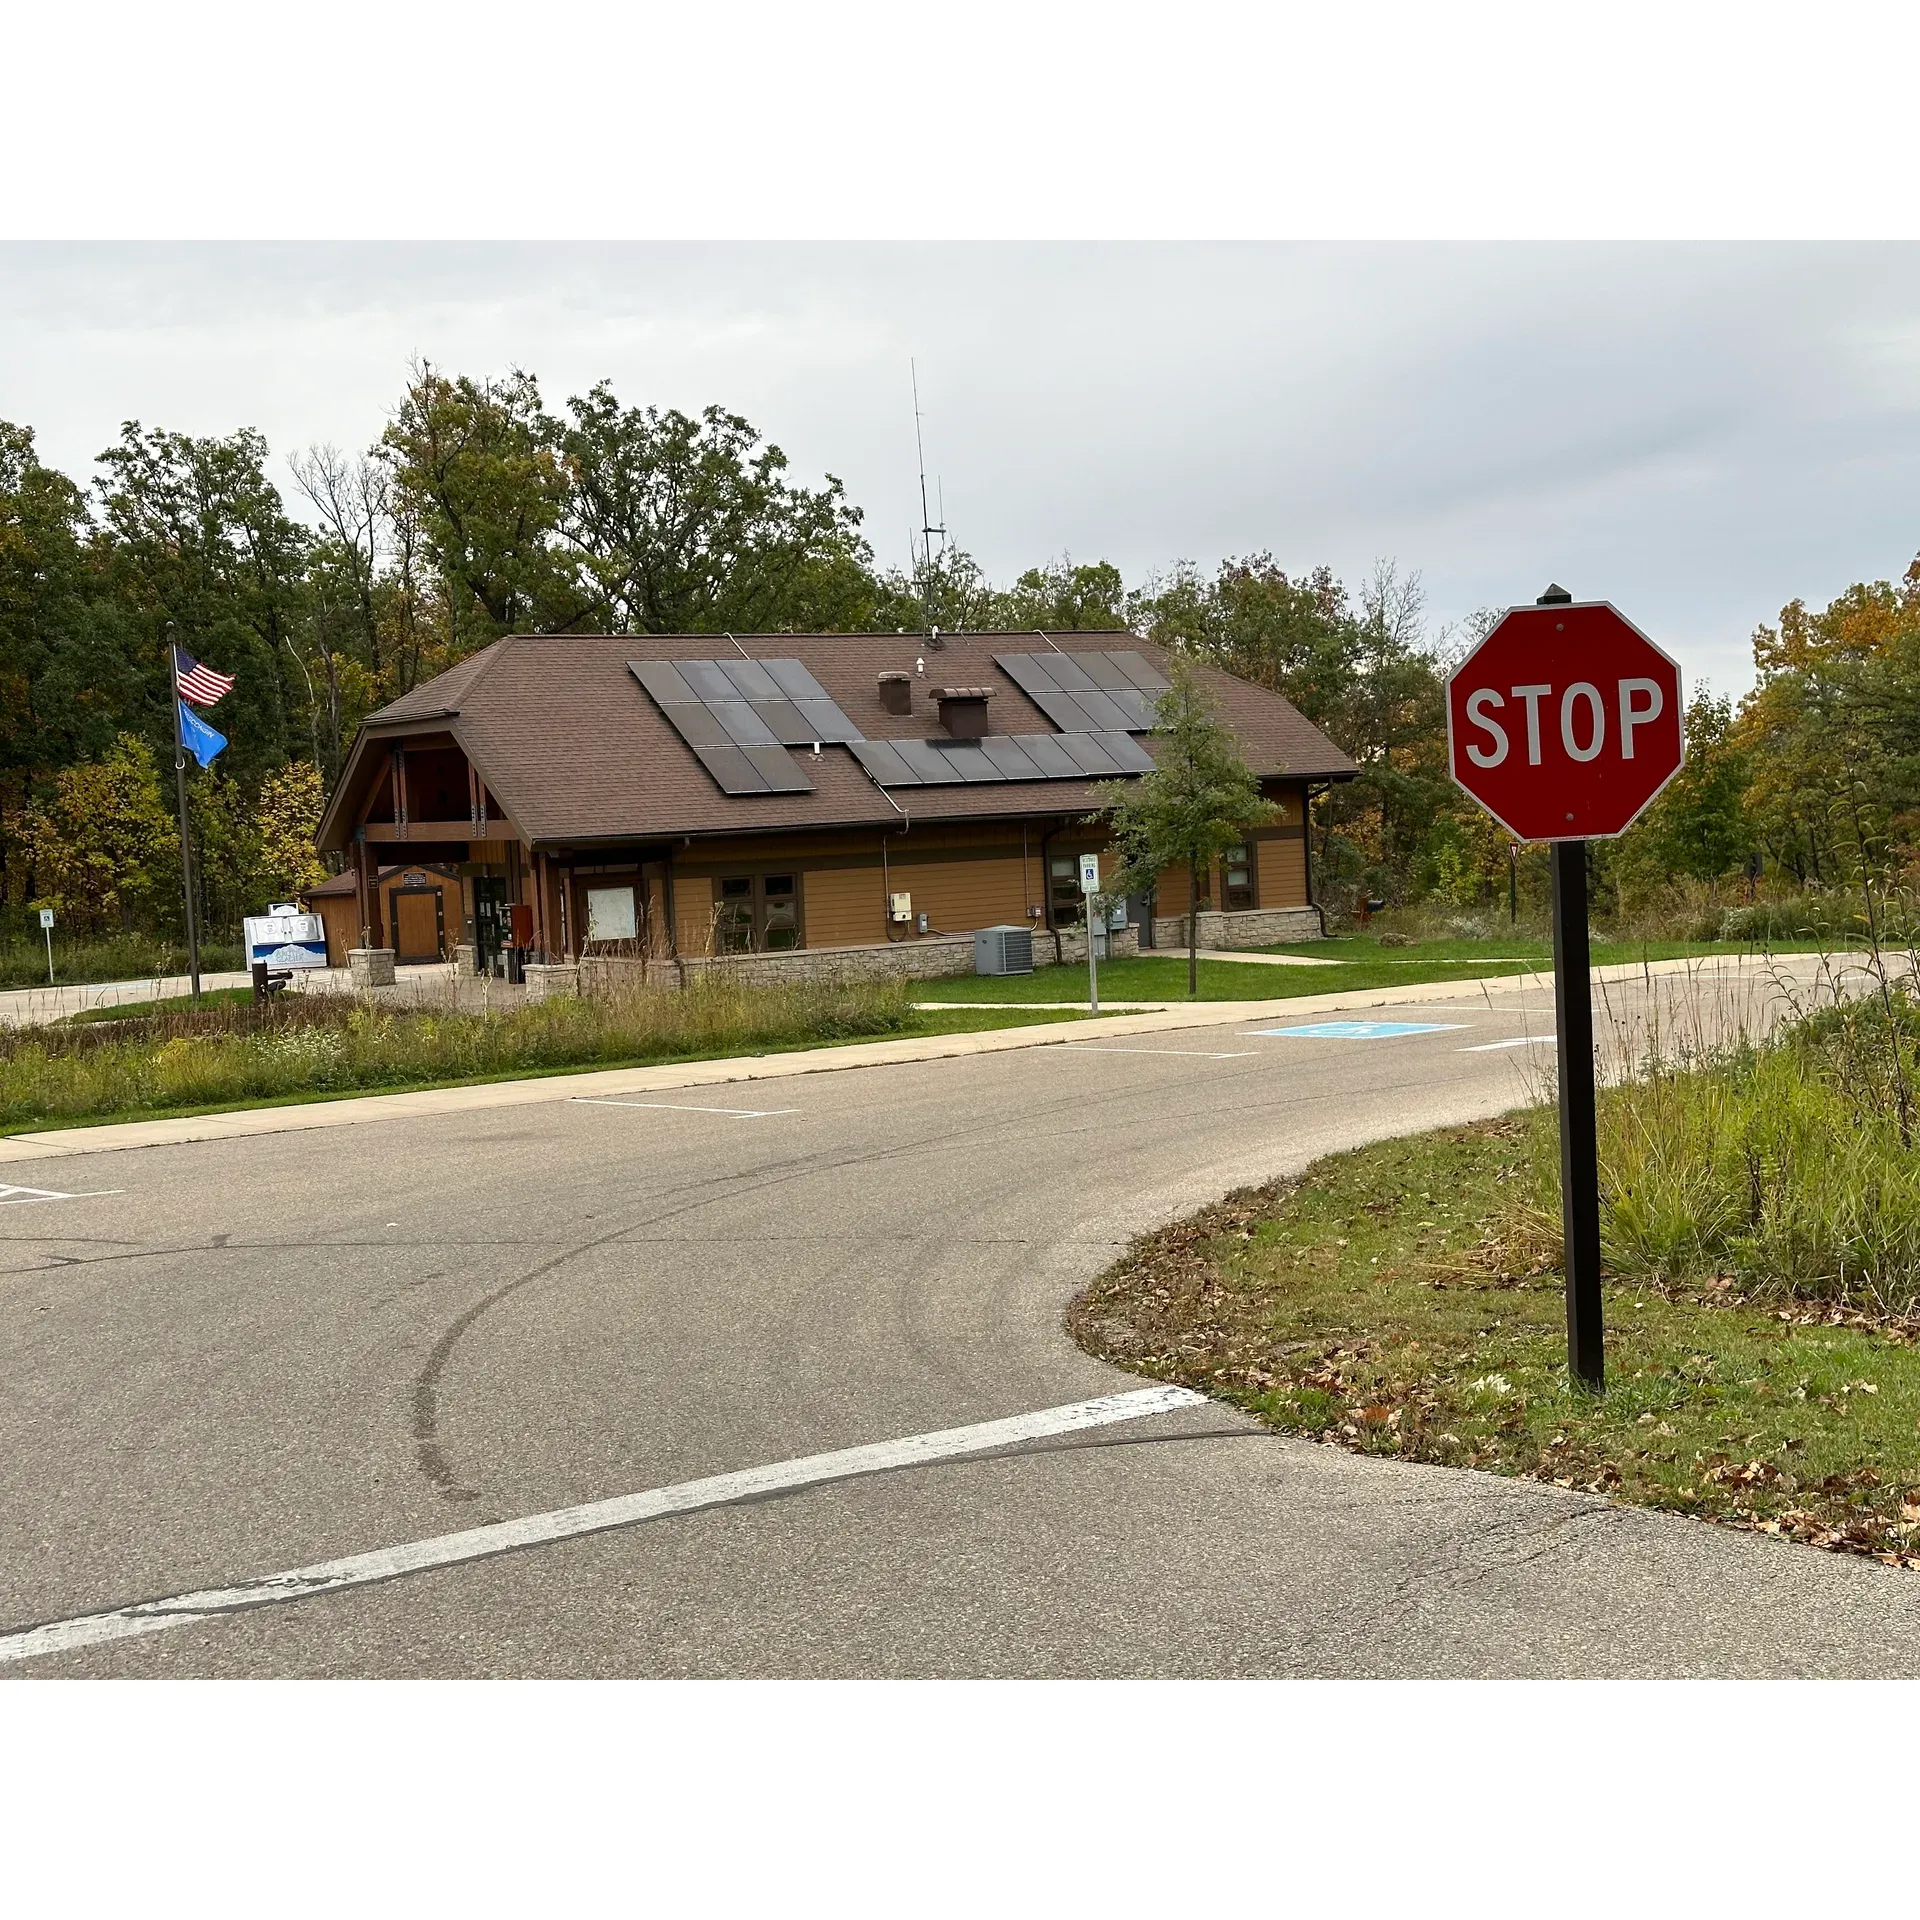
<box><xmin>846</xmin><ymin>739</ymin><xmax>916</xmax><ymax>786</ymax></box>
<box><xmin>1017</xmin><ymin>732</ymin><xmax>1086</xmax><ymax>778</ymax></box>
<box><xmin>631</xmin><ymin>658</ymin><xmax>860</xmax><ymax>791</ymax></box>
<box><xmin>1104</xmin><ymin>650</ymin><xmax>1171</xmax><ymax>694</ymax></box>
<box><xmin>995</xmin><ymin>651</ymin><xmax>1169</xmax><ymax>730</ymax></box>
<box><xmin>848</xmin><ymin>732</ymin><xmax>1152</xmax><ymax>789</ymax></box>
<box><xmin>709</xmin><ymin>700</ymin><xmax>781</xmax><ymax>747</ymax></box>
<box><xmin>715</xmin><ymin>658</ymin><xmax>781</xmax><ymax>701</ymax></box>
<box><xmin>1024</xmin><ymin>685</ymin><xmax>1159</xmax><ymax>734</ymax></box>
<box><xmin>688</xmin><ymin>742</ymin><xmax>813</xmax><ymax>795</ymax></box>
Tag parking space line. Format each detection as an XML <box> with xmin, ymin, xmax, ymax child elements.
<box><xmin>0</xmin><ymin>1184</ymin><xmax>122</xmax><ymax>1206</ymax></box>
<box><xmin>1240</xmin><ymin>1021</ymin><xmax>1470</xmax><ymax>1041</ymax></box>
<box><xmin>1456</xmin><ymin>1035</ymin><xmax>1555</xmax><ymax>1052</ymax></box>
<box><xmin>0</xmin><ymin>1384</ymin><xmax>1206</xmax><ymax>1668</ymax></box>
<box><xmin>1064</xmin><ymin>1045</ymin><xmax>1258</xmax><ymax>1059</ymax></box>
<box><xmin>571</xmin><ymin>1099</ymin><xmax>801</xmax><ymax>1118</ymax></box>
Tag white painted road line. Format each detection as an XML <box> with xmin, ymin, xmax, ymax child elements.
<box><xmin>1456</xmin><ymin>1036</ymin><xmax>1556</xmax><ymax>1052</ymax></box>
<box><xmin>1065</xmin><ymin>1045</ymin><xmax>1258</xmax><ymax>1059</ymax></box>
<box><xmin>1242</xmin><ymin>1021</ymin><xmax>1470</xmax><ymax>1041</ymax></box>
<box><xmin>571</xmin><ymin>1099</ymin><xmax>801</xmax><ymax>1118</ymax></box>
<box><xmin>0</xmin><ymin>1384</ymin><xmax>1207</xmax><ymax>1668</ymax></box>
<box><xmin>0</xmin><ymin>1184</ymin><xmax>122</xmax><ymax>1206</ymax></box>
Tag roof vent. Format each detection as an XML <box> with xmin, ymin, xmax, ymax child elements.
<box><xmin>878</xmin><ymin>671</ymin><xmax>912</xmax><ymax>715</ymax></box>
<box><xmin>933</xmin><ymin>686</ymin><xmax>993</xmax><ymax>740</ymax></box>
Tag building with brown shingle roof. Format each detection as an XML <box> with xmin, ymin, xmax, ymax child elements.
<box><xmin>315</xmin><ymin>631</ymin><xmax>1355</xmax><ymax>975</ymax></box>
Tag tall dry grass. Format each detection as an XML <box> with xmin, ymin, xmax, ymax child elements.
<box><xmin>0</xmin><ymin>970</ymin><xmax>919</xmax><ymax>1130</ymax></box>
<box><xmin>1506</xmin><ymin>935</ymin><xmax>1920</xmax><ymax>1314</ymax></box>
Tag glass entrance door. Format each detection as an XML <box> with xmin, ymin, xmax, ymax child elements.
<box><xmin>474</xmin><ymin>875</ymin><xmax>510</xmax><ymax>974</ymax></box>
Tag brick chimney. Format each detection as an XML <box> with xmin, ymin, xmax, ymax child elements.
<box><xmin>933</xmin><ymin>687</ymin><xmax>993</xmax><ymax>740</ymax></box>
<box><xmin>877</xmin><ymin>671</ymin><xmax>912</xmax><ymax>715</ymax></box>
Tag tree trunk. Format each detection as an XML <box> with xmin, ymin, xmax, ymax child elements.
<box><xmin>1188</xmin><ymin>855</ymin><xmax>1199</xmax><ymax>997</ymax></box>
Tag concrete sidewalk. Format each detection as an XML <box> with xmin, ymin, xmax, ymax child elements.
<box><xmin>0</xmin><ymin>951</ymin><xmax>1818</xmax><ymax>1165</ymax></box>
<box><xmin>0</xmin><ymin>971</ymin><xmax>257</xmax><ymax>1026</ymax></box>
<box><xmin>1192</xmin><ymin>947</ymin><xmax>1344</xmax><ymax>967</ymax></box>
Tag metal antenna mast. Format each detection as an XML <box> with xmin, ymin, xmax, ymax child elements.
<box><xmin>911</xmin><ymin>359</ymin><xmax>947</xmax><ymax>641</ymax></box>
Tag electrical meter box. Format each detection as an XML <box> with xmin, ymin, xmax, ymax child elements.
<box><xmin>889</xmin><ymin>891</ymin><xmax>912</xmax><ymax>923</ymax></box>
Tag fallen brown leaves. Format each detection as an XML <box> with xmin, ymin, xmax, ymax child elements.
<box><xmin>1066</xmin><ymin>1141</ymin><xmax>1920</xmax><ymax>1577</ymax></box>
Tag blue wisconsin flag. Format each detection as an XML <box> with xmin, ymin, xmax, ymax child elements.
<box><xmin>178</xmin><ymin>699</ymin><xmax>227</xmax><ymax>769</ymax></box>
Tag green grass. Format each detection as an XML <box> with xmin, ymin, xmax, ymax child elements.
<box><xmin>1260</xmin><ymin>935</ymin><xmax>1837</xmax><ymax>965</ymax></box>
<box><xmin>918</xmin><ymin>953</ymin><xmax>1522</xmax><ymax>1004</ymax></box>
<box><xmin>0</xmin><ymin>935</ymin><xmax>245</xmax><ymax>991</ymax></box>
<box><xmin>923</xmin><ymin>935</ymin><xmax>1838</xmax><ymax>1005</ymax></box>
<box><xmin>0</xmin><ymin>999</ymin><xmax>1097</xmax><ymax>1135</ymax></box>
<box><xmin>63</xmin><ymin>988</ymin><xmax>257</xmax><ymax>1023</ymax></box>
<box><xmin>1070</xmin><ymin>1118</ymin><xmax>1920</xmax><ymax>1567</ymax></box>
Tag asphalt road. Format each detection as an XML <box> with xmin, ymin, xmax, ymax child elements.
<box><xmin>7</xmin><ymin>966</ymin><xmax>1920</xmax><ymax>1677</ymax></box>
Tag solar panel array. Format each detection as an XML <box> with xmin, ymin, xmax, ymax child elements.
<box><xmin>848</xmin><ymin>731</ymin><xmax>1153</xmax><ymax>788</ymax></box>
<box><xmin>632</xmin><ymin>648</ymin><xmax>1170</xmax><ymax>796</ymax></box>
<box><xmin>631</xmin><ymin>658</ymin><xmax>864</xmax><ymax>794</ymax></box>
<box><xmin>994</xmin><ymin>649</ymin><xmax>1170</xmax><ymax>733</ymax></box>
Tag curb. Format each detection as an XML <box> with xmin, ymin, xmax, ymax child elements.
<box><xmin>0</xmin><ymin>952</ymin><xmax>1805</xmax><ymax>1164</ymax></box>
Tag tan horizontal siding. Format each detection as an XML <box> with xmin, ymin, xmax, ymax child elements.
<box><xmin>673</xmin><ymin>874</ymin><xmax>716</xmax><ymax>956</ymax></box>
<box><xmin>886</xmin><ymin>853</ymin><xmax>1031</xmax><ymax>936</ymax></box>
<box><xmin>802</xmin><ymin>863</ymin><xmax>884</xmax><ymax>948</ymax></box>
<box><xmin>1257</xmin><ymin>831</ymin><xmax>1307</xmax><ymax>907</ymax></box>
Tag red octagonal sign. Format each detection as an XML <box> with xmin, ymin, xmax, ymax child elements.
<box><xmin>1446</xmin><ymin>600</ymin><xmax>1684</xmax><ymax>842</ymax></box>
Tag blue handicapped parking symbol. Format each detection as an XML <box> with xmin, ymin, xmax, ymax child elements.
<box><xmin>1244</xmin><ymin>1020</ymin><xmax>1468</xmax><ymax>1040</ymax></box>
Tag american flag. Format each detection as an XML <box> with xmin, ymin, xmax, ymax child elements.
<box><xmin>173</xmin><ymin>645</ymin><xmax>235</xmax><ymax>708</ymax></box>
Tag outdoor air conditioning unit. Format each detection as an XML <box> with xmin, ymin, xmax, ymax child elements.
<box><xmin>974</xmin><ymin>925</ymin><xmax>1034</xmax><ymax>976</ymax></box>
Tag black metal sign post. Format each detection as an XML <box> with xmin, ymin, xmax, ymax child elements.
<box><xmin>1550</xmin><ymin>837</ymin><xmax>1604</xmax><ymax>1392</ymax></box>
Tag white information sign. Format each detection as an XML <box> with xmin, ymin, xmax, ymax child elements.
<box><xmin>1078</xmin><ymin>853</ymin><xmax>1100</xmax><ymax>895</ymax></box>
<box><xmin>586</xmin><ymin>886</ymin><xmax>638</xmax><ymax>942</ymax></box>
<box><xmin>243</xmin><ymin>910</ymin><xmax>328</xmax><ymax>971</ymax></box>
<box><xmin>39</xmin><ymin>908</ymin><xmax>54</xmax><ymax>930</ymax></box>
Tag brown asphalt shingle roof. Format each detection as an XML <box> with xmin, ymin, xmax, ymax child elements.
<box><xmin>324</xmin><ymin>631</ymin><xmax>1356</xmax><ymax>850</ymax></box>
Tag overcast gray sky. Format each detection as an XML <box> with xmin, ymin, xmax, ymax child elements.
<box><xmin>5</xmin><ymin>242</ymin><xmax>1918</xmax><ymax>696</ymax></box>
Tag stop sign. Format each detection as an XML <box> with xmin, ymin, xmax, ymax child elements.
<box><xmin>1446</xmin><ymin>600</ymin><xmax>1684</xmax><ymax>841</ymax></box>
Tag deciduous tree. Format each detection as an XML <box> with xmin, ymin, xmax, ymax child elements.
<box><xmin>18</xmin><ymin>734</ymin><xmax>176</xmax><ymax>932</ymax></box>
<box><xmin>1095</xmin><ymin>660</ymin><xmax>1276</xmax><ymax>994</ymax></box>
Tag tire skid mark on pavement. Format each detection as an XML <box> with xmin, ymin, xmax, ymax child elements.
<box><xmin>0</xmin><ymin>1386</ymin><xmax>1206</xmax><ymax>1670</ymax></box>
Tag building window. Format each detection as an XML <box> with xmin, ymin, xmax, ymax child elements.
<box><xmin>1223</xmin><ymin>844</ymin><xmax>1255</xmax><ymax>913</ymax></box>
<box><xmin>1048</xmin><ymin>855</ymin><xmax>1084</xmax><ymax>927</ymax></box>
<box><xmin>762</xmin><ymin>873</ymin><xmax>799</xmax><ymax>950</ymax></box>
<box><xmin>715</xmin><ymin>872</ymin><xmax>803</xmax><ymax>952</ymax></box>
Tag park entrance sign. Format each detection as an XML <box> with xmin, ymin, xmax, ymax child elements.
<box><xmin>1446</xmin><ymin>588</ymin><xmax>1686</xmax><ymax>1394</ymax></box>
<box><xmin>1446</xmin><ymin>600</ymin><xmax>1684</xmax><ymax>841</ymax></box>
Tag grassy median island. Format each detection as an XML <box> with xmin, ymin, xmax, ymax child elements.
<box><xmin>1070</xmin><ymin>989</ymin><xmax>1920</xmax><ymax>1569</ymax></box>
<box><xmin>0</xmin><ymin>976</ymin><xmax>1095</xmax><ymax>1133</ymax></box>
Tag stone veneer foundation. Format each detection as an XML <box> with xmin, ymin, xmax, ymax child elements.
<box><xmin>521</xmin><ymin>909</ymin><xmax>1318</xmax><ymax>997</ymax></box>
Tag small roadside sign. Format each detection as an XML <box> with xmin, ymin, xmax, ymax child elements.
<box><xmin>1078</xmin><ymin>854</ymin><xmax>1102</xmax><ymax>1013</ymax></box>
<box><xmin>39</xmin><ymin>908</ymin><xmax>53</xmax><ymax>930</ymax></box>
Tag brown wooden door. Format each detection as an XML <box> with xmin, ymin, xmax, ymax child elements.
<box><xmin>394</xmin><ymin>889</ymin><xmax>441</xmax><ymax>962</ymax></box>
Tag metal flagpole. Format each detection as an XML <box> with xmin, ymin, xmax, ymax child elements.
<box><xmin>168</xmin><ymin>631</ymin><xmax>203</xmax><ymax>1003</ymax></box>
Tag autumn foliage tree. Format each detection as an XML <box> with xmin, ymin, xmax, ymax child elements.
<box><xmin>19</xmin><ymin>734</ymin><xmax>177</xmax><ymax>932</ymax></box>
